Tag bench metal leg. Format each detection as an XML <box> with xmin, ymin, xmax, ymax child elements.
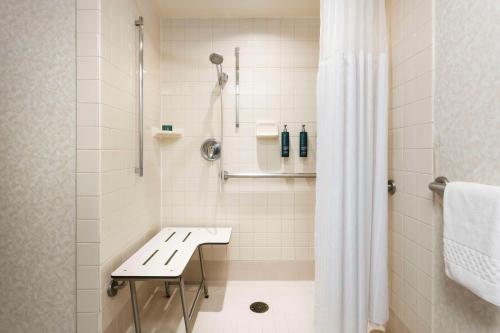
<box><xmin>164</xmin><ymin>281</ymin><xmax>171</xmax><ymax>298</ymax></box>
<box><xmin>129</xmin><ymin>280</ymin><xmax>142</xmax><ymax>333</ymax></box>
<box><xmin>178</xmin><ymin>277</ymin><xmax>191</xmax><ymax>333</ymax></box>
<box><xmin>197</xmin><ymin>246</ymin><xmax>209</xmax><ymax>298</ymax></box>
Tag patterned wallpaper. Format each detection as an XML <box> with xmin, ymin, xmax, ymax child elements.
<box><xmin>433</xmin><ymin>0</ymin><xmax>500</xmax><ymax>332</ymax></box>
<box><xmin>0</xmin><ymin>0</ymin><xmax>76</xmax><ymax>332</ymax></box>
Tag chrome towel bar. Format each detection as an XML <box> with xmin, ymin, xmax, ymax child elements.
<box><xmin>429</xmin><ymin>176</ymin><xmax>449</xmax><ymax>196</ymax></box>
<box><xmin>223</xmin><ymin>171</ymin><xmax>397</xmax><ymax>194</ymax></box>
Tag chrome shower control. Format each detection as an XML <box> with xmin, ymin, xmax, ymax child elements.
<box><xmin>200</xmin><ymin>138</ymin><xmax>221</xmax><ymax>161</ymax></box>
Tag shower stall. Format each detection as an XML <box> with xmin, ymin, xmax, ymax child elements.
<box><xmin>70</xmin><ymin>5</ymin><xmax>321</xmax><ymax>329</ymax></box>
<box><xmin>161</xmin><ymin>18</ymin><xmax>318</xmax><ymax>275</ymax></box>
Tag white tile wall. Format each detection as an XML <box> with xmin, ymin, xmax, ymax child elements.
<box><xmin>160</xmin><ymin>18</ymin><xmax>318</xmax><ymax>262</ymax></box>
<box><xmin>387</xmin><ymin>0</ymin><xmax>434</xmax><ymax>333</ymax></box>
<box><xmin>99</xmin><ymin>0</ymin><xmax>161</xmax><ymax>332</ymax></box>
<box><xmin>77</xmin><ymin>313</ymin><xmax>99</xmax><ymax>333</ymax></box>
<box><xmin>76</xmin><ymin>0</ymin><xmax>162</xmax><ymax>332</ymax></box>
<box><xmin>76</xmin><ymin>0</ymin><xmax>101</xmax><ymax>317</ymax></box>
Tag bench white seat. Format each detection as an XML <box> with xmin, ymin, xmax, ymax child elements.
<box><xmin>110</xmin><ymin>227</ymin><xmax>231</xmax><ymax>333</ymax></box>
<box><xmin>112</xmin><ymin>227</ymin><xmax>231</xmax><ymax>280</ymax></box>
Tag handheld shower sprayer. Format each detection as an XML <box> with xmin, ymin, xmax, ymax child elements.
<box><xmin>209</xmin><ymin>53</ymin><xmax>228</xmax><ymax>88</ymax></box>
<box><xmin>207</xmin><ymin>53</ymin><xmax>228</xmax><ymax>190</ymax></box>
<box><xmin>209</xmin><ymin>53</ymin><xmax>223</xmax><ymax>65</ymax></box>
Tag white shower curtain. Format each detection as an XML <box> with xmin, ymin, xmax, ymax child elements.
<box><xmin>315</xmin><ymin>0</ymin><xmax>389</xmax><ymax>332</ymax></box>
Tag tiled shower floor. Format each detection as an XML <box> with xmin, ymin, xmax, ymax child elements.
<box><xmin>135</xmin><ymin>281</ymin><xmax>315</xmax><ymax>333</ymax></box>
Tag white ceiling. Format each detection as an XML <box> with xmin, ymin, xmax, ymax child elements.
<box><xmin>154</xmin><ymin>0</ymin><xmax>319</xmax><ymax>18</ymax></box>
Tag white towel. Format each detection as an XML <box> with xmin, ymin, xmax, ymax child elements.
<box><xmin>444</xmin><ymin>181</ymin><xmax>500</xmax><ymax>306</ymax></box>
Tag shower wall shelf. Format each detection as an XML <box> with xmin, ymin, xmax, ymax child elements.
<box><xmin>152</xmin><ymin>127</ymin><xmax>184</xmax><ymax>139</ymax></box>
<box><xmin>255</xmin><ymin>122</ymin><xmax>279</xmax><ymax>138</ymax></box>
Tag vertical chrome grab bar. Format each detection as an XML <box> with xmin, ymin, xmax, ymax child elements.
<box><xmin>234</xmin><ymin>47</ymin><xmax>240</xmax><ymax>128</ymax></box>
<box><xmin>135</xmin><ymin>16</ymin><xmax>144</xmax><ymax>177</ymax></box>
<box><xmin>219</xmin><ymin>84</ymin><xmax>224</xmax><ymax>191</ymax></box>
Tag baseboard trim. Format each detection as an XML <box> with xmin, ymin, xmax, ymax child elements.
<box><xmin>387</xmin><ymin>309</ymin><xmax>413</xmax><ymax>333</ymax></box>
<box><xmin>183</xmin><ymin>260</ymin><xmax>315</xmax><ymax>282</ymax></box>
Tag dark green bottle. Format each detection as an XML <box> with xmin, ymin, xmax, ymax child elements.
<box><xmin>281</xmin><ymin>124</ymin><xmax>289</xmax><ymax>157</ymax></box>
<box><xmin>299</xmin><ymin>124</ymin><xmax>308</xmax><ymax>157</ymax></box>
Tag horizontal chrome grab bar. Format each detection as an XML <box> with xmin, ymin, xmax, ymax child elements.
<box><xmin>224</xmin><ymin>171</ymin><xmax>315</xmax><ymax>179</ymax></box>
<box><xmin>428</xmin><ymin>176</ymin><xmax>449</xmax><ymax>196</ymax></box>
<box><xmin>224</xmin><ymin>171</ymin><xmax>397</xmax><ymax>194</ymax></box>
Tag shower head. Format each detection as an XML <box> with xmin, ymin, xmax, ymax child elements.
<box><xmin>209</xmin><ymin>53</ymin><xmax>227</xmax><ymax>88</ymax></box>
<box><xmin>209</xmin><ymin>53</ymin><xmax>224</xmax><ymax>65</ymax></box>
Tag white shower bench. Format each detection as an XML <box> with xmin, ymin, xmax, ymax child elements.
<box><xmin>111</xmin><ymin>227</ymin><xmax>232</xmax><ymax>333</ymax></box>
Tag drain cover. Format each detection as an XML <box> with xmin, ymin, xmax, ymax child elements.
<box><xmin>250</xmin><ymin>301</ymin><xmax>269</xmax><ymax>313</ymax></box>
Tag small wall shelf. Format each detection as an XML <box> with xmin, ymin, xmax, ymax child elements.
<box><xmin>152</xmin><ymin>127</ymin><xmax>184</xmax><ymax>139</ymax></box>
<box><xmin>255</xmin><ymin>122</ymin><xmax>278</xmax><ymax>138</ymax></box>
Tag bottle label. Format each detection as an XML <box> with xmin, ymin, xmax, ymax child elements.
<box><xmin>282</xmin><ymin>132</ymin><xmax>289</xmax><ymax>157</ymax></box>
<box><xmin>299</xmin><ymin>133</ymin><xmax>307</xmax><ymax>157</ymax></box>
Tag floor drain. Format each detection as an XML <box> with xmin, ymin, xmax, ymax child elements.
<box><xmin>250</xmin><ymin>302</ymin><xmax>269</xmax><ymax>313</ymax></box>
